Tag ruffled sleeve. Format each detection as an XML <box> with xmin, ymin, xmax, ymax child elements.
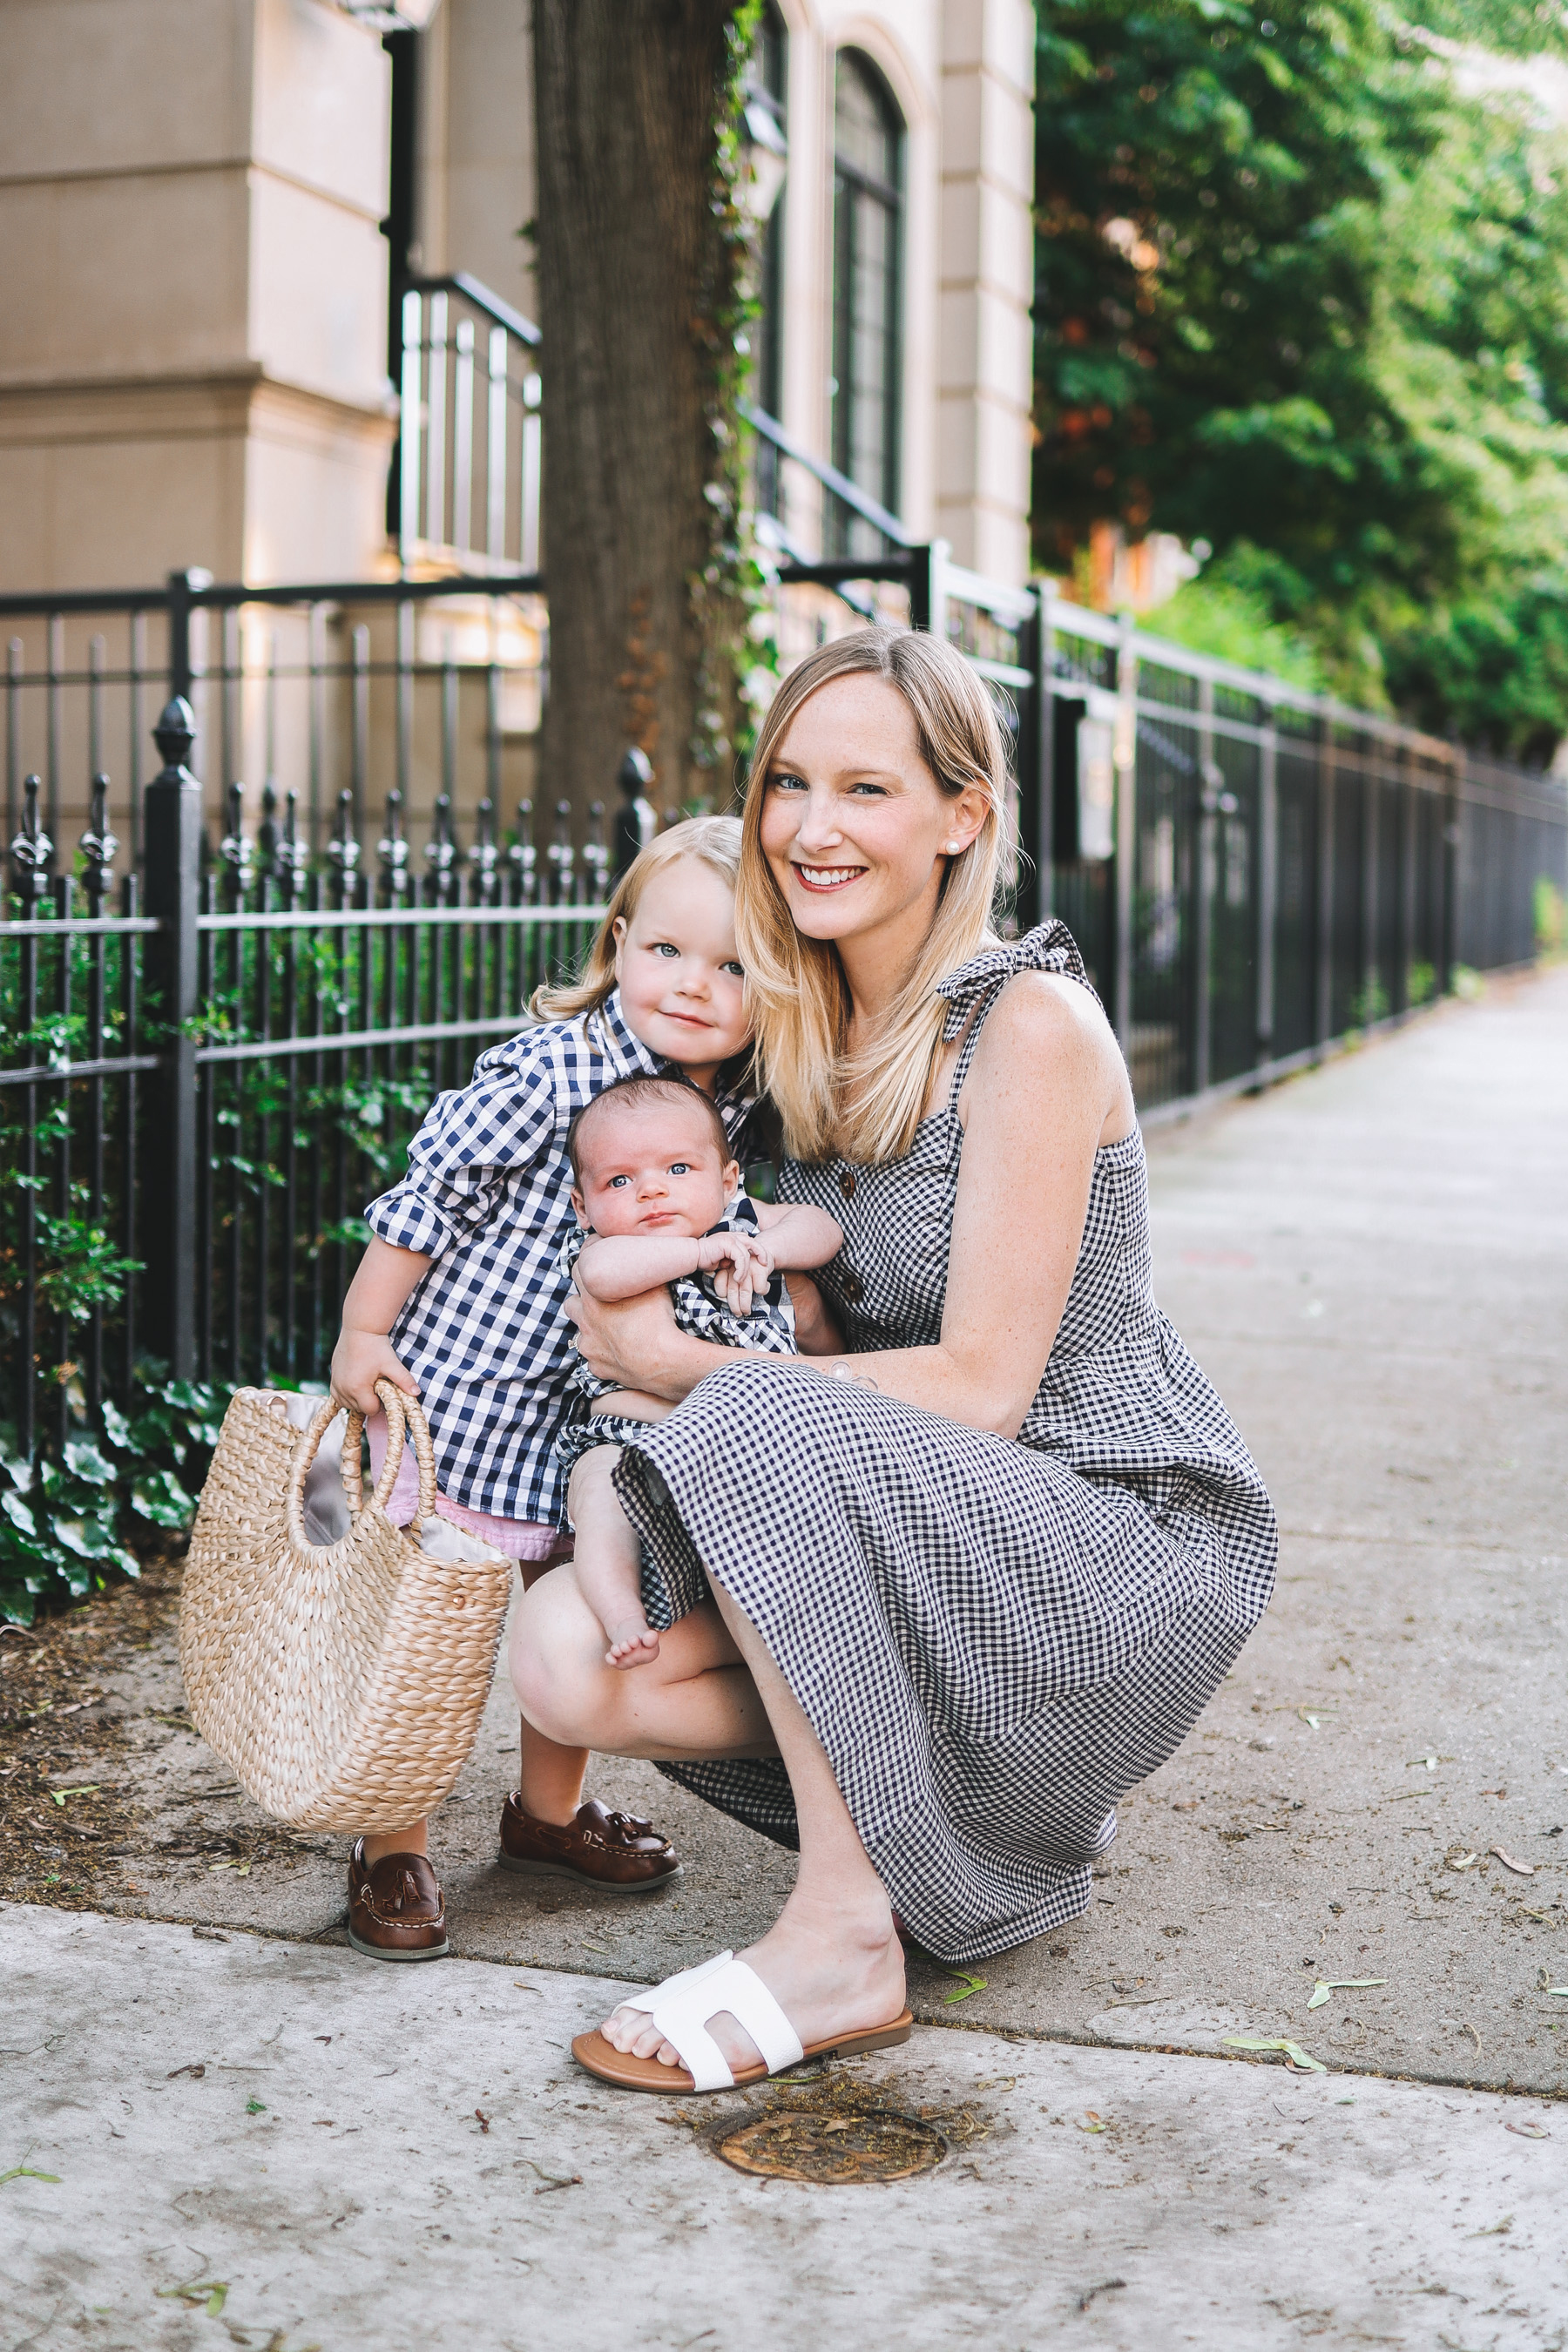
<box><xmin>934</xmin><ymin>921</ymin><xmax>1097</xmax><ymax>1040</ymax></box>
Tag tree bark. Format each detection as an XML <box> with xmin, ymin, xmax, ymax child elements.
<box><xmin>533</xmin><ymin>0</ymin><xmax>740</xmax><ymax>819</ymax></box>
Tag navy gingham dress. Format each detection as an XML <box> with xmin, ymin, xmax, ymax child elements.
<box><xmin>612</xmin><ymin>924</ymin><xmax>1277</xmax><ymax>1964</ymax></box>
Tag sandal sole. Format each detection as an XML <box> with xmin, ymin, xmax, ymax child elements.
<box><xmin>497</xmin><ymin>1853</ymin><xmax>682</xmax><ymax>1895</ymax></box>
<box><xmin>571</xmin><ymin>2011</ymin><xmax>915</xmax><ymax>2093</ymax></box>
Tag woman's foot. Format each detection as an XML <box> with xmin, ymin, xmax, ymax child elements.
<box><xmin>598</xmin><ymin>1895</ymin><xmax>905</xmax><ymax>2073</ymax></box>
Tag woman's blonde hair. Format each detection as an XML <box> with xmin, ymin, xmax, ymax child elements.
<box><xmin>531</xmin><ymin>814</ymin><xmax>742</xmax><ymax>1020</ymax></box>
<box><xmin>736</xmin><ymin>626</ymin><xmax>1009</xmax><ymax>1166</ymax></box>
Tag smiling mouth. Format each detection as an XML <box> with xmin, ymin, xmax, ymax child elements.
<box><xmin>793</xmin><ymin>864</ymin><xmax>867</xmax><ymax>892</ymax></box>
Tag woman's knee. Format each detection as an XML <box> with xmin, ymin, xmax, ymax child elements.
<box><xmin>509</xmin><ymin>1569</ymin><xmax>622</xmax><ymax>1747</ymax></box>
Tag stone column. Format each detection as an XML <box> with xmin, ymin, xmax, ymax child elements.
<box><xmin>936</xmin><ymin>0</ymin><xmax>1035</xmax><ymax>586</ymax></box>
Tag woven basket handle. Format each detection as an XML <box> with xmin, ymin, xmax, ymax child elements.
<box><xmin>286</xmin><ymin>1380</ymin><xmax>438</xmax><ymax>1549</ymax></box>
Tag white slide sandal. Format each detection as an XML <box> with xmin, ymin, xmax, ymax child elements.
<box><xmin>571</xmin><ymin>1949</ymin><xmax>913</xmax><ymax>2094</ymax></box>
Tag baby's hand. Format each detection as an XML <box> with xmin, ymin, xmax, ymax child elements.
<box><xmin>605</xmin><ymin>1619</ymin><xmax>661</xmax><ymax>1670</ymax></box>
<box><xmin>699</xmin><ymin>1230</ymin><xmax>774</xmax><ymax>1316</ymax></box>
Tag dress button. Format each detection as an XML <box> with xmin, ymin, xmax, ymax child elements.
<box><xmin>840</xmin><ymin>1270</ymin><xmax>863</xmax><ymax>1306</ymax></box>
<box><xmin>839</xmin><ymin>1169</ymin><xmax>856</xmax><ymax>1200</ymax></box>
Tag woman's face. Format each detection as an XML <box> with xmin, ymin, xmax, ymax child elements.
<box><xmin>758</xmin><ymin>673</ymin><xmax>990</xmax><ymax>950</ymax></box>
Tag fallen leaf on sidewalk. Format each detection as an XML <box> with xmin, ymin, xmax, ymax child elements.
<box><xmin>49</xmin><ymin>1786</ymin><xmax>100</xmax><ymax>1807</ymax></box>
<box><xmin>1445</xmin><ymin>1849</ymin><xmax>1479</xmax><ymax>1870</ymax></box>
<box><xmin>474</xmin><ymin>2109</ymin><xmax>490</xmax><ymax>2134</ymax></box>
<box><xmin>1307</xmin><ymin>1977</ymin><xmax>1387</xmax><ymax>2011</ymax></box>
<box><xmin>245</xmin><ymin>2098</ymin><xmax>267</xmax><ymax>2116</ymax></box>
<box><xmin>1467</xmin><ymin>2215</ymin><xmax>1511</xmax><ymax>2237</ymax></box>
<box><xmin>166</xmin><ymin>2064</ymin><xmax>206</xmax><ymax>2080</ymax></box>
<box><xmin>1504</xmin><ymin>2121</ymin><xmax>1550</xmax><ymax>2139</ymax></box>
<box><xmin>1547</xmin><ymin>1986</ymin><xmax>1568</xmax><ymax>1997</ymax></box>
<box><xmin>1078</xmin><ymin>2112</ymin><xmax>1108</xmax><ymax>2132</ymax></box>
<box><xmin>156</xmin><ymin>2279</ymin><xmax>228</xmax><ymax>2315</ymax></box>
<box><xmin>1299</xmin><ymin>1709</ymin><xmax>1333</xmax><ymax>1728</ymax></box>
<box><xmin>1490</xmin><ymin>1848</ymin><xmax>1535</xmax><ymax>1876</ymax></box>
<box><xmin>1408</xmin><ymin>1754</ymin><xmax>1439</xmax><ymax>1772</ymax></box>
<box><xmin>1078</xmin><ymin>2278</ymin><xmax>1126</xmax><ymax>2311</ymax></box>
<box><xmin>521</xmin><ymin>2159</ymin><xmax>581</xmax><ymax>2193</ymax></box>
<box><xmin>0</xmin><ymin>2159</ymin><xmax>61</xmax><ymax>2187</ymax></box>
<box><xmin>937</xmin><ymin>1969</ymin><xmax>987</xmax><ymax>2004</ymax></box>
<box><xmin>1222</xmin><ymin>2036</ymin><xmax>1327</xmax><ymax>2074</ymax></box>
<box><xmin>511</xmin><ymin>1979</ymin><xmax>543</xmax><ymax>1995</ymax></box>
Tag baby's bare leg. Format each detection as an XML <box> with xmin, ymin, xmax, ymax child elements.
<box><xmin>567</xmin><ymin>1444</ymin><xmax>659</xmax><ymax>1669</ymax></box>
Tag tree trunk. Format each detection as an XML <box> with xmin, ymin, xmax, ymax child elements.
<box><xmin>533</xmin><ymin>0</ymin><xmax>740</xmax><ymax>821</ymax></box>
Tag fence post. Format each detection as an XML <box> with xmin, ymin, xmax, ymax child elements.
<box><xmin>141</xmin><ymin>696</ymin><xmax>202</xmax><ymax>1379</ymax></box>
<box><xmin>1314</xmin><ymin>708</ymin><xmax>1335</xmax><ymax>1050</ymax></box>
<box><xmin>1192</xmin><ymin>671</ymin><xmax>1216</xmax><ymax>1095</ymax></box>
<box><xmin>613</xmin><ymin>747</ymin><xmax>657</xmax><ymax>879</ymax></box>
<box><xmin>1112</xmin><ymin>611</ymin><xmax>1137</xmax><ymax>1056</ymax></box>
<box><xmin>1256</xmin><ymin>699</ymin><xmax>1277</xmax><ymax>1069</ymax></box>
<box><xmin>1030</xmin><ymin>583</ymin><xmax>1055</xmax><ymax>925</ymax></box>
<box><xmin>1440</xmin><ymin>751</ymin><xmax>1462</xmax><ymax>994</ymax></box>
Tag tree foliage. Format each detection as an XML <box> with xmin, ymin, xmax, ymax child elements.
<box><xmin>1035</xmin><ymin>0</ymin><xmax>1568</xmax><ymax>757</ymax></box>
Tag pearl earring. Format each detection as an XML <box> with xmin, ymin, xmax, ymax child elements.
<box><xmin>944</xmin><ymin>840</ymin><xmax>962</xmax><ymax>853</ymax></box>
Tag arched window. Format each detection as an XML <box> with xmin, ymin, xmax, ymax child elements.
<box><xmin>830</xmin><ymin>50</ymin><xmax>903</xmax><ymax>554</ymax></box>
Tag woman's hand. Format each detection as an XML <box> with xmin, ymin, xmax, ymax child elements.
<box><xmin>564</xmin><ymin>1279</ymin><xmax>696</xmax><ymax>1398</ymax></box>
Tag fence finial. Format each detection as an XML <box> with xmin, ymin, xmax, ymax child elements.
<box><xmin>152</xmin><ymin>695</ymin><xmax>196</xmax><ymax>778</ymax></box>
<box><xmin>508</xmin><ymin>799</ymin><xmax>536</xmax><ymax>903</ymax></box>
<box><xmin>328</xmin><ymin>787</ymin><xmax>361</xmax><ymax>881</ymax></box>
<box><xmin>79</xmin><ymin>774</ymin><xmax>118</xmax><ymax>904</ymax></box>
<box><xmin>614</xmin><ymin>747</ymin><xmax>657</xmax><ymax>880</ymax></box>
<box><xmin>10</xmin><ymin>773</ymin><xmax>52</xmax><ymax>906</ymax></box>
<box><xmin>378</xmin><ymin>787</ymin><xmax>410</xmax><ymax>895</ymax></box>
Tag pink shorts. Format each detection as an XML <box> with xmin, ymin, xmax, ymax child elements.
<box><xmin>365</xmin><ymin>1411</ymin><xmax>572</xmax><ymax>1565</ymax></box>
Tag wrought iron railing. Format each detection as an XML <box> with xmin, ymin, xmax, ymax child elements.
<box><xmin>3</xmin><ymin>543</ymin><xmax>1565</xmax><ymax>1481</ymax></box>
<box><xmin>395</xmin><ymin>275</ymin><xmax>543</xmax><ymax>577</ymax></box>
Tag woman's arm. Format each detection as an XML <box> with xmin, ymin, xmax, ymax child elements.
<box><xmin>565</xmin><ymin>973</ymin><xmax>1125</xmax><ymax>1433</ymax></box>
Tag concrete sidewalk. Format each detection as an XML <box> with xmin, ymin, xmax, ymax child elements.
<box><xmin>4</xmin><ymin>1904</ymin><xmax>1563</xmax><ymax>2352</ymax></box>
<box><xmin>5</xmin><ymin>964</ymin><xmax>1568</xmax><ymax>2351</ymax></box>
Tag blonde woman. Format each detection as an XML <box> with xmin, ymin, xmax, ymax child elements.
<box><xmin>328</xmin><ymin>818</ymin><xmax>756</xmax><ymax>1957</ymax></box>
<box><xmin>512</xmin><ymin>627</ymin><xmax>1276</xmax><ymax>2092</ymax></box>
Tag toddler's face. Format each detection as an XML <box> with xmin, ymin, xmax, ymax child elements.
<box><xmin>572</xmin><ymin>1099</ymin><xmax>739</xmax><ymax>1240</ymax></box>
<box><xmin>612</xmin><ymin>857</ymin><xmax>749</xmax><ymax>1087</ymax></box>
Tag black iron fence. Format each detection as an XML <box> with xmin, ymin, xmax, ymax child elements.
<box><xmin>3</xmin><ymin>551</ymin><xmax>1566</xmax><ymax>1485</ymax></box>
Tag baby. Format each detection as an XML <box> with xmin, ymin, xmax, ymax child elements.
<box><xmin>556</xmin><ymin>1072</ymin><xmax>842</xmax><ymax>1666</ymax></box>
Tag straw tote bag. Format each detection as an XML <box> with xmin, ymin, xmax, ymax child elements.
<box><xmin>179</xmin><ymin>1379</ymin><xmax>514</xmax><ymax>1835</ymax></box>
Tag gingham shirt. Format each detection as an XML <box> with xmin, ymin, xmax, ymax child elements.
<box><xmin>364</xmin><ymin>991</ymin><xmax>754</xmax><ymax>1524</ymax></box>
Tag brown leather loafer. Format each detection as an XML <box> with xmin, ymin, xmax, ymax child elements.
<box><xmin>347</xmin><ymin>1839</ymin><xmax>449</xmax><ymax>1961</ymax></box>
<box><xmin>498</xmin><ymin>1793</ymin><xmax>681</xmax><ymax>1894</ymax></box>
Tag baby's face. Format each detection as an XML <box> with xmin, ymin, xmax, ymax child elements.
<box><xmin>572</xmin><ymin>1101</ymin><xmax>739</xmax><ymax>1240</ymax></box>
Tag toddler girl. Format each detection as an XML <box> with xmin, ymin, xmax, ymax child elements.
<box><xmin>328</xmin><ymin>817</ymin><xmax>755</xmax><ymax>1959</ymax></box>
<box><xmin>553</xmin><ymin>1071</ymin><xmax>841</xmax><ymax>1668</ymax></box>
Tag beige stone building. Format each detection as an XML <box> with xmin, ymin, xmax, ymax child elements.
<box><xmin>1</xmin><ymin>0</ymin><xmax>1037</xmax><ymax>597</ymax></box>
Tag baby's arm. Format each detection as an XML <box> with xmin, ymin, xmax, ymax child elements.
<box><xmin>751</xmin><ymin>1200</ymin><xmax>843</xmax><ymax>1271</ymax></box>
<box><xmin>573</xmin><ymin>1233</ymin><xmax>708</xmax><ymax>1302</ymax></box>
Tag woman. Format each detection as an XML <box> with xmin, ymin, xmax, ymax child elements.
<box><xmin>513</xmin><ymin>626</ymin><xmax>1275</xmax><ymax>2093</ymax></box>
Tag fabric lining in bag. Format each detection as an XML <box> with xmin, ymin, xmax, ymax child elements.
<box><xmin>179</xmin><ymin>1380</ymin><xmax>513</xmax><ymax>1835</ymax></box>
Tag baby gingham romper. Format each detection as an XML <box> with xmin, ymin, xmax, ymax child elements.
<box><xmin>612</xmin><ymin>923</ymin><xmax>1277</xmax><ymax>1963</ymax></box>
